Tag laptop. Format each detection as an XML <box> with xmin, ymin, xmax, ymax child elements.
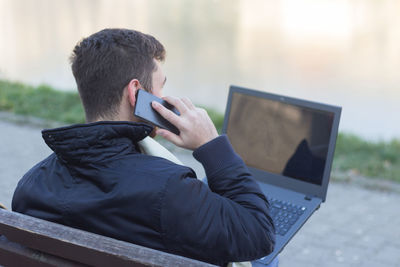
<box><xmin>222</xmin><ymin>85</ymin><xmax>342</xmax><ymax>264</ymax></box>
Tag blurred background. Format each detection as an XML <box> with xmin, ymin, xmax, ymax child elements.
<box><xmin>1</xmin><ymin>0</ymin><xmax>399</xmax><ymax>141</ymax></box>
<box><xmin>1</xmin><ymin>1</ymin><xmax>400</xmax><ymax>266</ymax></box>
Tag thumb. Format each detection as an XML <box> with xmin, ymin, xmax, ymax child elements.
<box><xmin>156</xmin><ymin>129</ymin><xmax>183</xmax><ymax>146</ymax></box>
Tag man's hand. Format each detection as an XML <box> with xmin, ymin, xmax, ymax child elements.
<box><xmin>151</xmin><ymin>96</ymin><xmax>219</xmax><ymax>150</ymax></box>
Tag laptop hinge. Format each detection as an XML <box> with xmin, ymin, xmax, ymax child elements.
<box><xmin>304</xmin><ymin>195</ymin><xmax>313</xmax><ymax>201</ymax></box>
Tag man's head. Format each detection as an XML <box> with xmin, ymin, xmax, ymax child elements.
<box><xmin>70</xmin><ymin>28</ymin><xmax>166</xmax><ymax>122</ymax></box>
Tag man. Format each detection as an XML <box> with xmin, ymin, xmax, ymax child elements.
<box><xmin>12</xmin><ymin>28</ymin><xmax>275</xmax><ymax>266</ymax></box>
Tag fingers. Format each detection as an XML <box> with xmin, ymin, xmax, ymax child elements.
<box><xmin>162</xmin><ymin>96</ymin><xmax>190</xmax><ymax>113</ymax></box>
<box><xmin>156</xmin><ymin>128</ymin><xmax>183</xmax><ymax>146</ymax></box>
<box><xmin>151</xmin><ymin>101</ymin><xmax>180</xmax><ymax>126</ymax></box>
<box><xmin>152</xmin><ymin>95</ymin><xmax>218</xmax><ymax>150</ymax></box>
<box><xmin>181</xmin><ymin>97</ymin><xmax>195</xmax><ymax>110</ymax></box>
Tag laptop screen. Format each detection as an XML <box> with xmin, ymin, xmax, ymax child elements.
<box><xmin>225</xmin><ymin>90</ymin><xmax>335</xmax><ymax>186</ymax></box>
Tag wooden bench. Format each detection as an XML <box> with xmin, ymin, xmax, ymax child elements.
<box><xmin>0</xmin><ymin>208</ymin><xmax>217</xmax><ymax>267</ymax></box>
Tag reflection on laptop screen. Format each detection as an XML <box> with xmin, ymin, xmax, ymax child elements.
<box><xmin>226</xmin><ymin>92</ymin><xmax>335</xmax><ymax>185</ymax></box>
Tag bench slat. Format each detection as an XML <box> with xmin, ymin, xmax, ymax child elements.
<box><xmin>0</xmin><ymin>209</ymin><xmax>216</xmax><ymax>267</ymax></box>
<box><xmin>0</xmin><ymin>236</ymin><xmax>85</xmax><ymax>267</ymax></box>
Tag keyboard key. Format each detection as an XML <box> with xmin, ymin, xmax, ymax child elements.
<box><xmin>268</xmin><ymin>198</ymin><xmax>305</xmax><ymax>236</ymax></box>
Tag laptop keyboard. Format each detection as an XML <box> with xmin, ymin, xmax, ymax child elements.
<box><xmin>268</xmin><ymin>198</ymin><xmax>306</xmax><ymax>236</ymax></box>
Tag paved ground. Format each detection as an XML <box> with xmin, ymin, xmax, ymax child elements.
<box><xmin>1</xmin><ymin>118</ymin><xmax>399</xmax><ymax>267</ymax></box>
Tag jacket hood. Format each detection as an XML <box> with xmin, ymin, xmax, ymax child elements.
<box><xmin>42</xmin><ymin>121</ymin><xmax>154</xmax><ymax>165</ymax></box>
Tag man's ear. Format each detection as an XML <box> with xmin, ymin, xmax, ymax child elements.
<box><xmin>126</xmin><ymin>79</ymin><xmax>141</xmax><ymax>107</ymax></box>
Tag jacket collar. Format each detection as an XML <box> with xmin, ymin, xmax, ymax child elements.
<box><xmin>42</xmin><ymin>121</ymin><xmax>154</xmax><ymax>164</ymax></box>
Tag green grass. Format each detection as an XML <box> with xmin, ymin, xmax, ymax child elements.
<box><xmin>0</xmin><ymin>80</ymin><xmax>85</xmax><ymax>124</ymax></box>
<box><xmin>1</xmin><ymin>79</ymin><xmax>399</xmax><ymax>182</ymax></box>
<box><xmin>0</xmin><ymin>79</ymin><xmax>224</xmax><ymax>129</ymax></box>
<box><xmin>333</xmin><ymin>133</ymin><xmax>400</xmax><ymax>182</ymax></box>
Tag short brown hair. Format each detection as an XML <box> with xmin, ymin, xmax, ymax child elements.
<box><xmin>70</xmin><ymin>28</ymin><xmax>165</xmax><ymax>121</ymax></box>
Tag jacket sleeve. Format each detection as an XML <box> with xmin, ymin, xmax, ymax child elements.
<box><xmin>160</xmin><ymin>135</ymin><xmax>275</xmax><ymax>266</ymax></box>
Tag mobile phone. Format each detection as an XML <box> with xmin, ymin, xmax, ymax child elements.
<box><xmin>134</xmin><ymin>89</ymin><xmax>180</xmax><ymax>135</ymax></box>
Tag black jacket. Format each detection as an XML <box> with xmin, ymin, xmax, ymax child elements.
<box><xmin>12</xmin><ymin>121</ymin><xmax>275</xmax><ymax>266</ymax></box>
